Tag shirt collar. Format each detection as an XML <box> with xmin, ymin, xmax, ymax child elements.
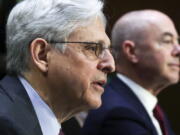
<box><xmin>19</xmin><ymin>76</ymin><xmax>61</xmax><ymax>135</ymax></box>
<box><xmin>116</xmin><ymin>73</ymin><xmax>157</xmax><ymax>114</ymax></box>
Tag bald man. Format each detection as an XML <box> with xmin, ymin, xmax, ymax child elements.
<box><xmin>82</xmin><ymin>10</ymin><xmax>180</xmax><ymax>135</ymax></box>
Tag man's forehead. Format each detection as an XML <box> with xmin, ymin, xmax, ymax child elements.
<box><xmin>67</xmin><ymin>19</ymin><xmax>109</xmax><ymax>44</ymax></box>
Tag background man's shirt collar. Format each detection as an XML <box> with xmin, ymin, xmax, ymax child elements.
<box><xmin>116</xmin><ymin>73</ymin><xmax>162</xmax><ymax>135</ymax></box>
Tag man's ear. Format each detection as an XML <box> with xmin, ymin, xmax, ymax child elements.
<box><xmin>122</xmin><ymin>40</ymin><xmax>138</xmax><ymax>63</ymax></box>
<box><xmin>30</xmin><ymin>38</ymin><xmax>51</xmax><ymax>73</ymax></box>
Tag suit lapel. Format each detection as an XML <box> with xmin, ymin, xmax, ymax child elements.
<box><xmin>109</xmin><ymin>76</ymin><xmax>158</xmax><ymax>135</ymax></box>
<box><xmin>0</xmin><ymin>75</ymin><xmax>43</xmax><ymax>135</ymax></box>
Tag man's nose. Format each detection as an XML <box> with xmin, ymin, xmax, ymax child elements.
<box><xmin>97</xmin><ymin>50</ymin><xmax>115</xmax><ymax>73</ymax></box>
<box><xmin>172</xmin><ymin>44</ymin><xmax>180</xmax><ymax>57</ymax></box>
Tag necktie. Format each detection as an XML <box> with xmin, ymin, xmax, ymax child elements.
<box><xmin>59</xmin><ymin>129</ymin><xmax>65</xmax><ymax>135</ymax></box>
<box><xmin>153</xmin><ymin>104</ymin><xmax>168</xmax><ymax>135</ymax></box>
<box><xmin>61</xmin><ymin>117</ymin><xmax>81</xmax><ymax>135</ymax></box>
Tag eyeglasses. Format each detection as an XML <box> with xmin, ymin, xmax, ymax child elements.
<box><xmin>49</xmin><ymin>41</ymin><xmax>112</xmax><ymax>59</ymax></box>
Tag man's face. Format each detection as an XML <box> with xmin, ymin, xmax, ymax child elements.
<box><xmin>136</xmin><ymin>18</ymin><xmax>180</xmax><ymax>86</ymax></box>
<box><xmin>47</xmin><ymin>18</ymin><xmax>115</xmax><ymax>111</ymax></box>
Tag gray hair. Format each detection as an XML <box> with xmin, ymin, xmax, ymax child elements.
<box><xmin>6</xmin><ymin>0</ymin><xmax>105</xmax><ymax>75</ymax></box>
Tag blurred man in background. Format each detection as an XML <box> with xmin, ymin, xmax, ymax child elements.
<box><xmin>83</xmin><ymin>9</ymin><xmax>180</xmax><ymax>135</ymax></box>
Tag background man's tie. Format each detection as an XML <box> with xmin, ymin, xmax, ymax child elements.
<box><xmin>153</xmin><ymin>104</ymin><xmax>168</xmax><ymax>135</ymax></box>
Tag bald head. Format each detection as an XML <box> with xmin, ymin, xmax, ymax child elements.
<box><xmin>111</xmin><ymin>9</ymin><xmax>180</xmax><ymax>92</ymax></box>
<box><xmin>112</xmin><ymin>9</ymin><xmax>176</xmax><ymax>61</ymax></box>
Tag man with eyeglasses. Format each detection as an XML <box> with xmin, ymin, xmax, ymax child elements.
<box><xmin>0</xmin><ymin>0</ymin><xmax>115</xmax><ymax>135</ymax></box>
<box><xmin>82</xmin><ymin>10</ymin><xmax>180</xmax><ymax>135</ymax></box>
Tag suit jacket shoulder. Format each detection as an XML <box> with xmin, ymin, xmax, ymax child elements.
<box><xmin>0</xmin><ymin>76</ymin><xmax>42</xmax><ymax>135</ymax></box>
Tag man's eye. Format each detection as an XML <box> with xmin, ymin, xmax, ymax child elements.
<box><xmin>84</xmin><ymin>45</ymin><xmax>97</xmax><ymax>51</ymax></box>
<box><xmin>162</xmin><ymin>39</ymin><xmax>173</xmax><ymax>44</ymax></box>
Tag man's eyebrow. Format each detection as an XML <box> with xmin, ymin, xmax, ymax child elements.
<box><xmin>162</xmin><ymin>32</ymin><xmax>174</xmax><ymax>38</ymax></box>
<box><xmin>161</xmin><ymin>32</ymin><xmax>180</xmax><ymax>41</ymax></box>
<box><xmin>97</xmin><ymin>40</ymin><xmax>111</xmax><ymax>47</ymax></box>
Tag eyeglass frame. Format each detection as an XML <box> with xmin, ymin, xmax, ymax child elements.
<box><xmin>49</xmin><ymin>41</ymin><xmax>112</xmax><ymax>59</ymax></box>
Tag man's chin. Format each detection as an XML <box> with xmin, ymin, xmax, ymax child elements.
<box><xmin>168</xmin><ymin>75</ymin><xmax>179</xmax><ymax>84</ymax></box>
<box><xmin>88</xmin><ymin>99</ymin><xmax>102</xmax><ymax>109</ymax></box>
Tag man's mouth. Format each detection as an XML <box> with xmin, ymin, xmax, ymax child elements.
<box><xmin>92</xmin><ymin>79</ymin><xmax>107</xmax><ymax>91</ymax></box>
<box><xmin>169</xmin><ymin>63</ymin><xmax>180</xmax><ymax>70</ymax></box>
<box><xmin>94</xmin><ymin>80</ymin><xmax>107</xmax><ymax>87</ymax></box>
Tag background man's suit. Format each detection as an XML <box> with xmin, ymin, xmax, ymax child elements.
<box><xmin>0</xmin><ymin>76</ymin><xmax>42</xmax><ymax>135</ymax></box>
<box><xmin>82</xmin><ymin>76</ymin><xmax>175</xmax><ymax>135</ymax></box>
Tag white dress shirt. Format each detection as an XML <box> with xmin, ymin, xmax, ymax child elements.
<box><xmin>117</xmin><ymin>73</ymin><xmax>162</xmax><ymax>135</ymax></box>
<box><xmin>19</xmin><ymin>76</ymin><xmax>61</xmax><ymax>135</ymax></box>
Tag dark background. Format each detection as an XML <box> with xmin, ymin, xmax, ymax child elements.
<box><xmin>103</xmin><ymin>0</ymin><xmax>180</xmax><ymax>134</ymax></box>
<box><xmin>0</xmin><ymin>0</ymin><xmax>179</xmax><ymax>134</ymax></box>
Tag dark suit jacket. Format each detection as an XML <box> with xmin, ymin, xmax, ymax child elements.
<box><xmin>0</xmin><ymin>75</ymin><xmax>42</xmax><ymax>135</ymax></box>
<box><xmin>62</xmin><ymin>117</ymin><xmax>82</xmax><ymax>135</ymax></box>
<box><xmin>82</xmin><ymin>76</ymin><xmax>175</xmax><ymax>135</ymax></box>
